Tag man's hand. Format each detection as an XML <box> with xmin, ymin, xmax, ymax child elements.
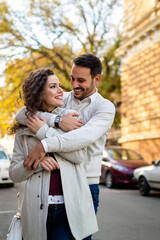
<box><xmin>27</xmin><ymin>115</ymin><xmax>46</xmax><ymax>134</ymax></box>
<box><xmin>40</xmin><ymin>156</ymin><xmax>60</xmax><ymax>172</ymax></box>
<box><xmin>24</xmin><ymin>142</ymin><xmax>46</xmax><ymax>170</ymax></box>
<box><xmin>59</xmin><ymin>113</ymin><xmax>83</xmax><ymax>132</ymax></box>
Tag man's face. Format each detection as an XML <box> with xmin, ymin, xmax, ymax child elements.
<box><xmin>70</xmin><ymin>64</ymin><xmax>100</xmax><ymax>100</ymax></box>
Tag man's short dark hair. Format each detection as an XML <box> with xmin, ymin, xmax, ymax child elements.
<box><xmin>73</xmin><ymin>53</ymin><xmax>102</xmax><ymax>79</ymax></box>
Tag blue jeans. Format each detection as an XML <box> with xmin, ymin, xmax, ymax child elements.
<box><xmin>47</xmin><ymin>184</ymin><xmax>99</xmax><ymax>240</ymax></box>
<box><xmin>47</xmin><ymin>204</ymin><xmax>74</xmax><ymax>240</ymax></box>
<box><xmin>83</xmin><ymin>184</ymin><xmax>100</xmax><ymax>240</ymax></box>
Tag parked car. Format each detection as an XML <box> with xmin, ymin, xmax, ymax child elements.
<box><xmin>134</xmin><ymin>159</ymin><xmax>160</xmax><ymax>196</ymax></box>
<box><xmin>0</xmin><ymin>148</ymin><xmax>14</xmax><ymax>187</ymax></box>
<box><xmin>100</xmin><ymin>146</ymin><xmax>149</xmax><ymax>188</ymax></box>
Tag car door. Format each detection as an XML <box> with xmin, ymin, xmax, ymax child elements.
<box><xmin>149</xmin><ymin>160</ymin><xmax>160</xmax><ymax>189</ymax></box>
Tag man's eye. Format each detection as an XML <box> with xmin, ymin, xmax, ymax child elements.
<box><xmin>78</xmin><ymin>80</ymin><xmax>85</xmax><ymax>83</ymax></box>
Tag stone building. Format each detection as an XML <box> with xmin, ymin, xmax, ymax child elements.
<box><xmin>116</xmin><ymin>0</ymin><xmax>160</xmax><ymax>163</ymax></box>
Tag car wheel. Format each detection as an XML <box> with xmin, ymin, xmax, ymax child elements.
<box><xmin>139</xmin><ymin>176</ymin><xmax>150</xmax><ymax>196</ymax></box>
<box><xmin>105</xmin><ymin>172</ymin><xmax>114</xmax><ymax>188</ymax></box>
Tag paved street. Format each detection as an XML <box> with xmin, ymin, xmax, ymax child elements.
<box><xmin>0</xmin><ymin>184</ymin><xmax>18</xmax><ymax>240</ymax></box>
<box><xmin>94</xmin><ymin>185</ymin><xmax>160</xmax><ymax>240</ymax></box>
<box><xmin>0</xmin><ymin>184</ymin><xmax>160</xmax><ymax>240</ymax></box>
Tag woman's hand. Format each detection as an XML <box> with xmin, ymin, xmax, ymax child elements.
<box><xmin>40</xmin><ymin>156</ymin><xmax>60</xmax><ymax>172</ymax></box>
<box><xmin>27</xmin><ymin>115</ymin><xmax>46</xmax><ymax>134</ymax></box>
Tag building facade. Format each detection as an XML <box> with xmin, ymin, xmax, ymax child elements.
<box><xmin>117</xmin><ymin>0</ymin><xmax>160</xmax><ymax>163</ymax></box>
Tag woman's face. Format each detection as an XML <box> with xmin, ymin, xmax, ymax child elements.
<box><xmin>42</xmin><ymin>74</ymin><xmax>63</xmax><ymax>112</ymax></box>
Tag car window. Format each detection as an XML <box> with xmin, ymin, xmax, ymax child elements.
<box><xmin>127</xmin><ymin>150</ymin><xmax>143</xmax><ymax>160</ymax></box>
<box><xmin>107</xmin><ymin>149</ymin><xmax>142</xmax><ymax>161</ymax></box>
<box><xmin>107</xmin><ymin>149</ymin><xmax>121</xmax><ymax>160</ymax></box>
<box><xmin>120</xmin><ymin>150</ymin><xmax>128</xmax><ymax>160</ymax></box>
<box><xmin>0</xmin><ymin>150</ymin><xmax>7</xmax><ymax>159</ymax></box>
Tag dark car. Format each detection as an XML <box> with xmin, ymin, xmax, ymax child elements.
<box><xmin>100</xmin><ymin>146</ymin><xmax>149</xmax><ymax>188</ymax></box>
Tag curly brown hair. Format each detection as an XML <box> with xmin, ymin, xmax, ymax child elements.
<box><xmin>9</xmin><ymin>68</ymin><xmax>54</xmax><ymax>134</ymax></box>
<box><xmin>22</xmin><ymin>68</ymin><xmax>55</xmax><ymax>114</ymax></box>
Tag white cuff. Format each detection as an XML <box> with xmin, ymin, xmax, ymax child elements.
<box><xmin>41</xmin><ymin>139</ymin><xmax>48</xmax><ymax>153</ymax></box>
<box><xmin>50</xmin><ymin>115</ymin><xmax>56</xmax><ymax>127</ymax></box>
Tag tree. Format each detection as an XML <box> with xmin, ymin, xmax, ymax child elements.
<box><xmin>0</xmin><ymin>0</ymin><xmax>122</xmax><ymax>135</ymax></box>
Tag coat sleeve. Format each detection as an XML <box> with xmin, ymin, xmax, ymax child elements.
<box><xmin>36</xmin><ymin>125</ymin><xmax>88</xmax><ymax>164</ymax></box>
<box><xmin>15</xmin><ymin>107</ymin><xmax>27</xmax><ymax>125</ymax></box>
<box><xmin>9</xmin><ymin>133</ymin><xmax>43</xmax><ymax>183</ymax></box>
<box><xmin>45</xmin><ymin>100</ymin><xmax>115</xmax><ymax>153</ymax></box>
<box><xmin>15</xmin><ymin>106</ymin><xmax>56</xmax><ymax>126</ymax></box>
<box><xmin>16</xmin><ymin>109</ymin><xmax>88</xmax><ymax>164</ymax></box>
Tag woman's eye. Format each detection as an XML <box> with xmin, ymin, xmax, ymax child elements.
<box><xmin>50</xmin><ymin>85</ymin><xmax>55</xmax><ymax>88</ymax></box>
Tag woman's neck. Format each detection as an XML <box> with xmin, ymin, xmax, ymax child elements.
<box><xmin>42</xmin><ymin>105</ymin><xmax>56</xmax><ymax>113</ymax></box>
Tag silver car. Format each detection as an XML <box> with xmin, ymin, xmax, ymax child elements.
<box><xmin>0</xmin><ymin>148</ymin><xmax>14</xmax><ymax>187</ymax></box>
<box><xmin>134</xmin><ymin>159</ymin><xmax>160</xmax><ymax>196</ymax></box>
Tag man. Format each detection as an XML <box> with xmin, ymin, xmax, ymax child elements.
<box><xmin>16</xmin><ymin>53</ymin><xmax>115</xmax><ymax>239</ymax></box>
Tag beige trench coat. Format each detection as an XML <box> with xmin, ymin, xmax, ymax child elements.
<box><xmin>9</xmin><ymin>128</ymin><xmax>98</xmax><ymax>240</ymax></box>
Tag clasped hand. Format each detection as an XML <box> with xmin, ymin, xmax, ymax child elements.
<box><xmin>24</xmin><ymin>112</ymin><xmax>83</xmax><ymax>170</ymax></box>
<box><xmin>40</xmin><ymin>156</ymin><xmax>60</xmax><ymax>172</ymax></box>
<box><xmin>27</xmin><ymin>115</ymin><xmax>46</xmax><ymax>134</ymax></box>
<box><xmin>60</xmin><ymin>113</ymin><xmax>83</xmax><ymax>131</ymax></box>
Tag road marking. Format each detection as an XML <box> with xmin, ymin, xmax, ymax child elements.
<box><xmin>0</xmin><ymin>210</ymin><xmax>16</xmax><ymax>214</ymax></box>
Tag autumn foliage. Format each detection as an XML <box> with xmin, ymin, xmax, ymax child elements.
<box><xmin>0</xmin><ymin>0</ymin><xmax>122</xmax><ymax>135</ymax></box>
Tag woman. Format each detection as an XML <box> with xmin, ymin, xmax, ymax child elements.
<box><xmin>9</xmin><ymin>68</ymin><xmax>98</xmax><ymax>240</ymax></box>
